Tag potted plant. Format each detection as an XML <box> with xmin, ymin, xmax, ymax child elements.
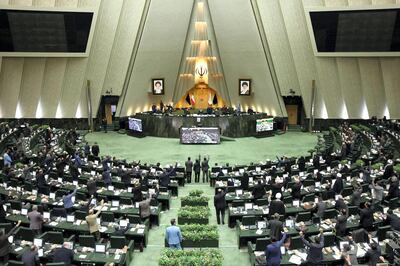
<box><xmin>178</xmin><ymin>206</ymin><xmax>211</xmax><ymax>225</ymax></box>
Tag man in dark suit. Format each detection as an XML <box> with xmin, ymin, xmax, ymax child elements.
<box><xmin>332</xmin><ymin>173</ymin><xmax>344</xmax><ymax>195</ymax></box>
<box><xmin>87</xmin><ymin>178</ymin><xmax>97</xmax><ymax>196</ymax></box>
<box><xmin>365</xmin><ymin>243</ymin><xmax>384</xmax><ymax>266</ymax></box>
<box><xmin>102</xmin><ymin>169</ymin><xmax>112</xmax><ymax>186</ymax></box>
<box><xmin>214</xmin><ymin>189</ymin><xmax>226</xmax><ymax>225</ymax></box>
<box><xmin>265</xmin><ymin>233</ymin><xmax>287</xmax><ymax>266</ymax></box>
<box><xmin>36</xmin><ymin>169</ymin><xmax>47</xmax><ymax>195</ymax></box>
<box><xmin>350</xmin><ymin>186</ymin><xmax>362</xmax><ymax>207</ymax></box>
<box><xmin>385</xmin><ymin>209</ymin><xmax>400</xmax><ymax>231</ymax></box>
<box><xmin>300</xmin><ymin>229</ymin><xmax>324</xmax><ymax>266</ymax></box>
<box><xmin>21</xmin><ymin>245</ymin><xmax>39</xmax><ymax>266</ymax></box>
<box><xmin>194</xmin><ymin>159</ymin><xmax>201</xmax><ymax>183</ymax></box>
<box><xmin>291</xmin><ymin>178</ymin><xmax>302</xmax><ymax>200</ymax></box>
<box><xmin>252</xmin><ymin>180</ymin><xmax>265</xmax><ymax>200</ymax></box>
<box><xmin>269</xmin><ymin>213</ymin><xmax>283</xmax><ymax>240</ymax></box>
<box><xmin>297</xmin><ymin>156</ymin><xmax>306</xmax><ymax>172</ymax></box>
<box><xmin>386</xmin><ymin>175</ymin><xmax>400</xmax><ymax>201</ymax></box>
<box><xmin>241</xmin><ymin>173</ymin><xmax>249</xmax><ymax>190</ymax></box>
<box><xmin>360</xmin><ymin>202</ymin><xmax>374</xmax><ymax>232</ymax></box>
<box><xmin>52</xmin><ymin>242</ymin><xmax>74</xmax><ymax>265</ymax></box>
<box><xmin>201</xmin><ymin>156</ymin><xmax>210</xmax><ymax>183</ymax></box>
<box><xmin>185</xmin><ymin>157</ymin><xmax>193</xmax><ymax>184</ymax></box>
<box><xmin>92</xmin><ymin>142</ymin><xmax>100</xmax><ymax>157</ymax></box>
<box><xmin>132</xmin><ymin>182</ymin><xmax>143</xmax><ymax>202</ymax></box>
<box><xmin>269</xmin><ymin>193</ymin><xmax>285</xmax><ymax>217</ymax></box>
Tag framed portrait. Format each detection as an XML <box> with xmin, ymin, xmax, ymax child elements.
<box><xmin>152</xmin><ymin>78</ymin><xmax>164</xmax><ymax>95</ymax></box>
<box><xmin>239</xmin><ymin>79</ymin><xmax>251</xmax><ymax>96</ymax></box>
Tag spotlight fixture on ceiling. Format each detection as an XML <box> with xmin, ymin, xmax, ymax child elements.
<box><xmin>289</xmin><ymin>89</ymin><xmax>296</xmax><ymax>96</ymax></box>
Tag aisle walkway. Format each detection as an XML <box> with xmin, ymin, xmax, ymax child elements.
<box><xmin>131</xmin><ymin>182</ymin><xmax>250</xmax><ymax>266</ymax></box>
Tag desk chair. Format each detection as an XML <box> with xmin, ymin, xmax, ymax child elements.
<box><xmin>290</xmin><ymin>236</ymin><xmax>304</xmax><ymax>250</ymax></box>
<box><xmin>75</xmin><ymin>210</ymin><xmax>87</xmax><ymax>220</ymax></box>
<box><xmin>303</xmin><ymin>179</ymin><xmax>315</xmax><ymax>187</ymax></box>
<box><xmin>255</xmin><ymin>199</ymin><xmax>268</xmax><ymax>207</ymax></box>
<box><xmin>76</xmin><ymin>192</ymin><xmax>87</xmax><ymax>201</ymax></box>
<box><xmin>242</xmin><ymin>216</ymin><xmax>257</xmax><ymax>226</ymax></box>
<box><xmin>159</xmin><ymin>187</ymin><xmax>168</xmax><ymax>193</ymax></box>
<box><xmin>255</xmin><ymin>238</ymin><xmax>271</xmax><ymax>251</ymax></box>
<box><xmin>41</xmin><ymin>231</ymin><xmax>64</xmax><ymax>244</ymax></box>
<box><xmin>79</xmin><ymin>235</ymin><xmax>96</xmax><ymax>248</ymax></box>
<box><xmin>101</xmin><ymin>212</ymin><xmax>114</xmax><ymax>223</ymax></box>
<box><xmin>322</xmin><ymin>233</ymin><xmax>335</xmax><ymax>247</ymax></box>
<box><xmin>296</xmin><ymin>212</ymin><xmax>312</xmax><ymax>223</ymax></box>
<box><xmin>120</xmin><ymin>197</ymin><xmax>133</xmax><ymax>205</ymax></box>
<box><xmin>110</xmin><ymin>236</ymin><xmax>127</xmax><ymax>249</ymax></box>
<box><xmin>322</xmin><ymin>209</ymin><xmax>337</xmax><ymax>220</ymax></box>
<box><xmin>227</xmin><ymin>186</ymin><xmax>236</xmax><ymax>193</ymax></box>
<box><xmin>350</xmin><ymin>228</ymin><xmax>369</xmax><ymax>243</ymax></box>
<box><xmin>348</xmin><ymin>206</ymin><xmax>359</xmax><ymax>216</ymax></box>
<box><xmin>283</xmin><ymin>196</ymin><xmax>293</xmax><ymax>205</ymax></box>
<box><xmin>377</xmin><ymin>225</ymin><xmax>391</xmax><ymax>241</ymax></box>
<box><xmin>302</xmin><ymin>194</ymin><xmax>315</xmax><ymax>203</ymax></box>
<box><xmin>341</xmin><ymin>187</ymin><xmax>353</xmax><ymax>197</ymax></box>
<box><xmin>14</xmin><ymin>227</ymin><xmax>34</xmax><ymax>242</ymax></box>
<box><xmin>9</xmin><ymin>200</ymin><xmax>22</xmax><ymax>211</ymax></box>
<box><xmin>232</xmin><ymin>200</ymin><xmax>245</xmax><ymax>207</ymax></box>
<box><xmin>51</xmin><ymin>208</ymin><xmax>67</xmax><ymax>218</ymax></box>
<box><xmin>0</xmin><ymin>223</ymin><xmax>12</xmax><ymax>233</ymax></box>
<box><xmin>128</xmin><ymin>215</ymin><xmax>141</xmax><ymax>224</ymax></box>
<box><xmin>114</xmin><ymin>182</ymin><xmax>126</xmax><ymax>190</ymax></box>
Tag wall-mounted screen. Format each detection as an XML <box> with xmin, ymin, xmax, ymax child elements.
<box><xmin>180</xmin><ymin>127</ymin><xmax>220</xmax><ymax>144</ymax></box>
<box><xmin>256</xmin><ymin>118</ymin><xmax>273</xmax><ymax>132</ymax></box>
<box><xmin>307</xmin><ymin>7</ymin><xmax>400</xmax><ymax>56</ymax></box>
<box><xmin>0</xmin><ymin>9</ymin><xmax>94</xmax><ymax>55</ymax></box>
<box><xmin>128</xmin><ymin>118</ymin><xmax>143</xmax><ymax>132</ymax></box>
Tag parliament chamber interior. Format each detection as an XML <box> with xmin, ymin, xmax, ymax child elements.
<box><xmin>1</xmin><ymin>0</ymin><xmax>400</xmax><ymax>265</ymax></box>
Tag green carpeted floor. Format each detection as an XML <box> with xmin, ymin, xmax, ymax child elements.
<box><xmin>85</xmin><ymin>131</ymin><xmax>317</xmax><ymax>166</ymax></box>
<box><xmin>84</xmin><ymin>131</ymin><xmax>318</xmax><ymax>266</ymax></box>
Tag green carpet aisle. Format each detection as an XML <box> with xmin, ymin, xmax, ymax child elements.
<box><xmin>130</xmin><ymin>183</ymin><xmax>249</xmax><ymax>266</ymax></box>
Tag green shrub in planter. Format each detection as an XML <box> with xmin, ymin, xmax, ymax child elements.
<box><xmin>354</xmin><ymin>159</ymin><xmax>365</xmax><ymax>167</ymax></box>
<box><xmin>181</xmin><ymin>224</ymin><xmax>218</xmax><ymax>242</ymax></box>
<box><xmin>159</xmin><ymin>249</ymin><xmax>223</xmax><ymax>266</ymax></box>
<box><xmin>178</xmin><ymin>206</ymin><xmax>211</xmax><ymax>219</ymax></box>
<box><xmin>188</xmin><ymin>190</ymin><xmax>204</xmax><ymax>197</ymax></box>
<box><xmin>181</xmin><ymin>193</ymin><xmax>209</xmax><ymax>206</ymax></box>
<box><xmin>371</xmin><ymin>162</ymin><xmax>383</xmax><ymax>170</ymax></box>
<box><xmin>394</xmin><ymin>164</ymin><xmax>400</xmax><ymax>174</ymax></box>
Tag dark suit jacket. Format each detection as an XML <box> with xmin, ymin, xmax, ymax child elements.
<box><xmin>291</xmin><ymin>183</ymin><xmax>302</xmax><ymax>199</ymax></box>
<box><xmin>269</xmin><ymin>200</ymin><xmax>285</xmax><ymax>217</ymax></box>
<box><xmin>388</xmin><ymin>182</ymin><xmax>399</xmax><ymax>200</ymax></box>
<box><xmin>132</xmin><ymin>186</ymin><xmax>143</xmax><ymax>202</ymax></box>
<box><xmin>332</xmin><ymin>177</ymin><xmax>344</xmax><ymax>194</ymax></box>
<box><xmin>365</xmin><ymin>246</ymin><xmax>382</xmax><ymax>266</ymax></box>
<box><xmin>252</xmin><ymin>184</ymin><xmax>265</xmax><ymax>200</ymax></box>
<box><xmin>241</xmin><ymin>175</ymin><xmax>249</xmax><ymax>190</ymax></box>
<box><xmin>335</xmin><ymin>214</ymin><xmax>347</xmax><ymax>237</ymax></box>
<box><xmin>302</xmin><ymin>235</ymin><xmax>324</xmax><ymax>264</ymax></box>
<box><xmin>360</xmin><ymin>207</ymin><xmax>374</xmax><ymax>230</ymax></box>
<box><xmin>0</xmin><ymin>225</ymin><xmax>18</xmax><ymax>256</ymax></box>
<box><xmin>387</xmin><ymin>214</ymin><xmax>400</xmax><ymax>231</ymax></box>
<box><xmin>21</xmin><ymin>249</ymin><xmax>39</xmax><ymax>266</ymax></box>
<box><xmin>269</xmin><ymin>219</ymin><xmax>283</xmax><ymax>240</ymax></box>
<box><xmin>91</xmin><ymin>145</ymin><xmax>100</xmax><ymax>156</ymax></box>
<box><xmin>36</xmin><ymin>174</ymin><xmax>46</xmax><ymax>188</ymax></box>
<box><xmin>214</xmin><ymin>191</ymin><xmax>226</xmax><ymax>210</ymax></box>
<box><xmin>87</xmin><ymin>180</ymin><xmax>97</xmax><ymax>196</ymax></box>
<box><xmin>53</xmin><ymin>247</ymin><xmax>74</xmax><ymax>265</ymax></box>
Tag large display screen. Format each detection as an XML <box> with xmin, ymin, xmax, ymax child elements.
<box><xmin>0</xmin><ymin>9</ymin><xmax>93</xmax><ymax>53</ymax></box>
<box><xmin>128</xmin><ymin>118</ymin><xmax>143</xmax><ymax>132</ymax></box>
<box><xmin>309</xmin><ymin>9</ymin><xmax>400</xmax><ymax>52</ymax></box>
<box><xmin>180</xmin><ymin>127</ymin><xmax>220</xmax><ymax>144</ymax></box>
<box><xmin>256</xmin><ymin>118</ymin><xmax>274</xmax><ymax>132</ymax></box>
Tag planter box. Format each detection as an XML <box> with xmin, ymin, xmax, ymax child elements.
<box><xmin>181</xmin><ymin>200</ymin><xmax>209</xmax><ymax>207</ymax></box>
<box><xmin>178</xmin><ymin>217</ymin><xmax>209</xmax><ymax>225</ymax></box>
<box><xmin>164</xmin><ymin>239</ymin><xmax>219</xmax><ymax>248</ymax></box>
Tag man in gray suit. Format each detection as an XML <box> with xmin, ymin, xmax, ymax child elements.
<box><xmin>139</xmin><ymin>197</ymin><xmax>151</xmax><ymax>220</ymax></box>
<box><xmin>28</xmin><ymin>205</ymin><xmax>44</xmax><ymax>236</ymax></box>
<box><xmin>269</xmin><ymin>213</ymin><xmax>283</xmax><ymax>240</ymax></box>
<box><xmin>315</xmin><ymin>196</ymin><xmax>326</xmax><ymax>218</ymax></box>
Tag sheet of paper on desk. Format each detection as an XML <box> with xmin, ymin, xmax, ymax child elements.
<box><xmin>321</xmin><ymin>223</ymin><xmax>330</xmax><ymax>229</ymax></box>
<box><xmin>49</xmin><ymin>222</ymin><xmax>58</xmax><ymax>226</ymax></box>
<box><xmin>15</xmin><ymin>247</ymin><xmax>23</xmax><ymax>252</ymax></box>
<box><xmin>332</xmin><ymin>254</ymin><xmax>341</xmax><ymax>260</ymax></box>
<box><xmin>256</xmin><ymin>229</ymin><xmax>263</xmax><ymax>235</ymax></box>
<box><xmin>114</xmin><ymin>254</ymin><xmax>121</xmax><ymax>260</ymax></box>
<box><xmin>137</xmin><ymin>228</ymin><xmax>144</xmax><ymax>234</ymax></box>
<box><xmin>99</xmin><ymin>227</ymin><xmax>107</xmax><ymax>233</ymax></box>
<box><xmin>289</xmin><ymin>255</ymin><xmax>302</xmax><ymax>265</ymax></box>
<box><xmin>297</xmin><ymin>252</ymin><xmax>307</xmax><ymax>261</ymax></box>
<box><xmin>79</xmin><ymin>255</ymin><xmax>87</xmax><ymax>259</ymax></box>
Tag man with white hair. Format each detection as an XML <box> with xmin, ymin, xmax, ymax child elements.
<box><xmin>52</xmin><ymin>242</ymin><xmax>74</xmax><ymax>265</ymax></box>
<box><xmin>269</xmin><ymin>192</ymin><xmax>285</xmax><ymax>217</ymax></box>
<box><xmin>387</xmin><ymin>175</ymin><xmax>400</xmax><ymax>201</ymax></box>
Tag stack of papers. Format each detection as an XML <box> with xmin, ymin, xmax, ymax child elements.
<box><xmin>288</xmin><ymin>255</ymin><xmax>302</xmax><ymax>265</ymax></box>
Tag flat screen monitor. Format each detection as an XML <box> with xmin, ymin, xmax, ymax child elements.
<box><xmin>128</xmin><ymin>118</ymin><xmax>143</xmax><ymax>132</ymax></box>
<box><xmin>308</xmin><ymin>7</ymin><xmax>400</xmax><ymax>56</ymax></box>
<box><xmin>256</xmin><ymin>118</ymin><xmax>274</xmax><ymax>132</ymax></box>
<box><xmin>0</xmin><ymin>8</ymin><xmax>95</xmax><ymax>56</ymax></box>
